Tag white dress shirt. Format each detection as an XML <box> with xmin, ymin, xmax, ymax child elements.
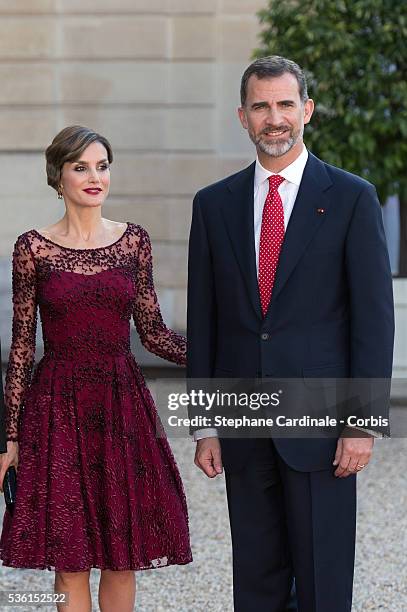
<box><xmin>254</xmin><ymin>145</ymin><xmax>308</xmax><ymax>271</ymax></box>
<box><xmin>193</xmin><ymin>145</ymin><xmax>380</xmax><ymax>440</ymax></box>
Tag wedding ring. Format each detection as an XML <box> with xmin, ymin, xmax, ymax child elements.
<box><xmin>356</xmin><ymin>464</ymin><xmax>365</xmax><ymax>469</ymax></box>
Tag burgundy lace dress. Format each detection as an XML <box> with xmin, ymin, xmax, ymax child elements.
<box><xmin>0</xmin><ymin>223</ymin><xmax>192</xmax><ymax>572</ymax></box>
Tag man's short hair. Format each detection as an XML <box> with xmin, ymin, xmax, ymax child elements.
<box><xmin>240</xmin><ymin>56</ymin><xmax>308</xmax><ymax>106</ymax></box>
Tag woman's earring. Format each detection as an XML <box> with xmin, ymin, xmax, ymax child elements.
<box><xmin>57</xmin><ymin>185</ymin><xmax>63</xmax><ymax>199</ymax></box>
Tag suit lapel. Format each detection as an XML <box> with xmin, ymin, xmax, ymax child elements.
<box><xmin>219</xmin><ymin>154</ymin><xmax>333</xmax><ymax>320</ymax></box>
<box><xmin>267</xmin><ymin>153</ymin><xmax>333</xmax><ymax>309</ymax></box>
<box><xmin>220</xmin><ymin>162</ymin><xmax>262</xmax><ymax>319</ymax></box>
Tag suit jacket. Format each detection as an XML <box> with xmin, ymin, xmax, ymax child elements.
<box><xmin>0</xmin><ymin>339</ymin><xmax>7</xmax><ymax>452</ymax></box>
<box><xmin>187</xmin><ymin>152</ymin><xmax>394</xmax><ymax>472</ymax></box>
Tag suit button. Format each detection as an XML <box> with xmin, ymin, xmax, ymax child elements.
<box><xmin>261</xmin><ymin>333</ymin><xmax>269</xmax><ymax>341</ymax></box>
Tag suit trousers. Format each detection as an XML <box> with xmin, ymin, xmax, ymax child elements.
<box><xmin>225</xmin><ymin>438</ymin><xmax>356</xmax><ymax>612</ymax></box>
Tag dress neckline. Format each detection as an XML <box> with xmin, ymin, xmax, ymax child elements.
<box><xmin>31</xmin><ymin>223</ymin><xmax>130</xmax><ymax>252</ymax></box>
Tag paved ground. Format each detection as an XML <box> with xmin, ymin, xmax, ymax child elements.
<box><xmin>0</xmin><ymin>434</ymin><xmax>406</xmax><ymax>611</ymax></box>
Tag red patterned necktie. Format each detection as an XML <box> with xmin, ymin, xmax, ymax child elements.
<box><xmin>258</xmin><ymin>174</ymin><xmax>285</xmax><ymax>316</ymax></box>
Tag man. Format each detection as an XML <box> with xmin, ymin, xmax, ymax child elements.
<box><xmin>187</xmin><ymin>56</ymin><xmax>394</xmax><ymax>611</ymax></box>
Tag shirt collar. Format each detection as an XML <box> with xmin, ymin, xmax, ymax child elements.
<box><xmin>254</xmin><ymin>145</ymin><xmax>309</xmax><ymax>189</ymax></box>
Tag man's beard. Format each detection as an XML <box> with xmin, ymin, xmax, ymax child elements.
<box><xmin>250</xmin><ymin>124</ymin><xmax>303</xmax><ymax>158</ymax></box>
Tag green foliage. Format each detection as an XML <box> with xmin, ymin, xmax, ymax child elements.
<box><xmin>254</xmin><ymin>0</ymin><xmax>407</xmax><ymax>202</ymax></box>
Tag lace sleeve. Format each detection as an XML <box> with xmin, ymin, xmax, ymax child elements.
<box><xmin>4</xmin><ymin>234</ymin><xmax>38</xmax><ymax>442</ymax></box>
<box><xmin>132</xmin><ymin>227</ymin><xmax>186</xmax><ymax>366</ymax></box>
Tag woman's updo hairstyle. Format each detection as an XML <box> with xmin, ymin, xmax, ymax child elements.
<box><xmin>45</xmin><ymin>125</ymin><xmax>113</xmax><ymax>192</ymax></box>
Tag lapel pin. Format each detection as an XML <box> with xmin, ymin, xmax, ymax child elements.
<box><xmin>316</xmin><ymin>208</ymin><xmax>325</xmax><ymax>214</ymax></box>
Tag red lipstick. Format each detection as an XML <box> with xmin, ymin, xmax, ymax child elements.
<box><xmin>83</xmin><ymin>188</ymin><xmax>102</xmax><ymax>195</ymax></box>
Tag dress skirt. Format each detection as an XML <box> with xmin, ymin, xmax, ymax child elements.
<box><xmin>0</xmin><ymin>353</ymin><xmax>192</xmax><ymax>572</ymax></box>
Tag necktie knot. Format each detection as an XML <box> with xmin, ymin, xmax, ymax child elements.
<box><xmin>268</xmin><ymin>174</ymin><xmax>285</xmax><ymax>192</ymax></box>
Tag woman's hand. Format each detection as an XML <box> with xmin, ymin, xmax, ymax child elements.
<box><xmin>0</xmin><ymin>441</ymin><xmax>19</xmax><ymax>493</ymax></box>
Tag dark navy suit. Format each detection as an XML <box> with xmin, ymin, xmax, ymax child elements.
<box><xmin>187</xmin><ymin>152</ymin><xmax>394</xmax><ymax>611</ymax></box>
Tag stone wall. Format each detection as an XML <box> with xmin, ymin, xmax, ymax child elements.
<box><xmin>0</xmin><ymin>0</ymin><xmax>265</xmax><ymax>353</ymax></box>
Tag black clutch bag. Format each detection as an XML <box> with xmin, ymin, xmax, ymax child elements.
<box><xmin>3</xmin><ymin>466</ymin><xmax>17</xmax><ymax>515</ymax></box>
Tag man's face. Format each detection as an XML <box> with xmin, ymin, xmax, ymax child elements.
<box><xmin>238</xmin><ymin>73</ymin><xmax>314</xmax><ymax>158</ymax></box>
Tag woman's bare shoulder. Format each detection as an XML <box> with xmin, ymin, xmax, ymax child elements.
<box><xmin>35</xmin><ymin>224</ymin><xmax>58</xmax><ymax>239</ymax></box>
<box><xmin>102</xmin><ymin>218</ymin><xmax>128</xmax><ymax>234</ymax></box>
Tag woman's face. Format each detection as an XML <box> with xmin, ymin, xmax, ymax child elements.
<box><xmin>60</xmin><ymin>141</ymin><xmax>111</xmax><ymax>209</ymax></box>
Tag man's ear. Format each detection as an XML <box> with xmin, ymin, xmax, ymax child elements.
<box><xmin>238</xmin><ymin>106</ymin><xmax>248</xmax><ymax>130</ymax></box>
<box><xmin>303</xmin><ymin>98</ymin><xmax>314</xmax><ymax>126</ymax></box>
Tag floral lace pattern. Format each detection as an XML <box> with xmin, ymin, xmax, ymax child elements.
<box><xmin>0</xmin><ymin>223</ymin><xmax>191</xmax><ymax>571</ymax></box>
<box><xmin>4</xmin><ymin>223</ymin><xmax>186</xmax><ymax>441</ymax></box>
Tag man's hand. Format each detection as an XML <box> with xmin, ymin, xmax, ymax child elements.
<box><xmin>194</xmin><ymin>437</ymin><xmax>223</xmax><ymax>478</ymax></box>
<box><xmin>333</xmin><ymin>429</ymin><xmax>374</xmax><ymax>478</ymax></box>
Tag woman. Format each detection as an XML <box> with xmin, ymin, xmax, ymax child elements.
<box><xmin>0</xmin><ymin>126</ymin><xmax>192</xmax><ymax>611</ymax></box>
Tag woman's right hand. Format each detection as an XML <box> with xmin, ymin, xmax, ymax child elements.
<box><xmin>0</xmin><ymin>441</ymin><xmax>19</xmax><ymax>493</ymax></box>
